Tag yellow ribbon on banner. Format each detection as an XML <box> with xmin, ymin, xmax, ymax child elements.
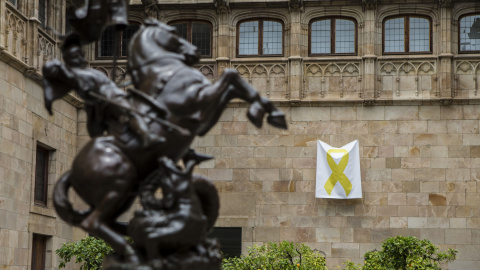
<box><xmin>324</xmin><ymin>149</ymin><xmax>353</xmax><ymax>196</ymax></box>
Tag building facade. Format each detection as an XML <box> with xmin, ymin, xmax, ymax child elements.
<box><xmin>1</xmin><ymin>0</ymin><xmax>480</xmax><ymax>269</ymax></box>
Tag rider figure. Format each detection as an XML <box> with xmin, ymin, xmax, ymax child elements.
<box><xmin>43</xmin><ymin>40</ymin><xmax>163</xmax><ymax>147</ymax></box>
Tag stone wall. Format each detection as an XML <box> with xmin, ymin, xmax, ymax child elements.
<box><xmin>0</xmin><ymin>61</ymin><xmax>84</xmax><ymax>269</ymax></box>
<box><xmin>193</xmin><ymin>103</ymin><xmax>480</xmax><ymax>268</ymax></box>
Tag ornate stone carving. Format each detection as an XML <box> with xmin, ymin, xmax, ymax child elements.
<box><xmin>379</xmin><ymin>61</ymin><xmax>437</xmax><ymax>97</ymax></box>
<box><xmin>438</xmin><ymin>0</ymin><xmax>454</xmax><ymax>8</ymax></box>
<box><xmin>362</xmin><ymin>0</ymin><xmax>377</xmax><ymax>11</ymax></box>
<box><xmin>454</xmin><ymin>60</ymin><xmax>480</xmax><ymax>96</ymax></box>
<box><xmin>289</xmin><ymin>0</ymin><xmax>303</xmax><ymax>12</ymax></box>
<box><xmin>5</xmin><ymin>7</ymin><xmax>27</xmax><ymax>61</ymax></box>
<box><xmin>141</xmin><ymin>0</ymin><xmax>159</xmax><ymax>18</ymax></box>
<box><xmin>233</xmin><ymin>62</ymin><xmax>288</xmax><ymax>99</ymax></box>
<box><xmin>214</xmin><ymin>0</ymin><xmax>230</xmax><ymax>14</ymax></box>
<box><xmin>304</xmin><ymin>62</ymin><xmax>361</xmax><ymax>99</ymax></box>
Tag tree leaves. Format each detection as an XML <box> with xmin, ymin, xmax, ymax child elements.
<box><xmin>222</xmin><ymin>241</ymin><xmax>327</xmax><ymax>270</ymax></box>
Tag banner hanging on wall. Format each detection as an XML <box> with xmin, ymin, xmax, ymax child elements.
<box><xmin>316</xmin><ymin>140</ymin><xmax>362</xmax><ymax>199</ymax></box>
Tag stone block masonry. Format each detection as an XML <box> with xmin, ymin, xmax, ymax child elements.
<box><xmin>196</xmin><ymin>104</ymin><xmax>480</xmax><ymax>268</ymax></box>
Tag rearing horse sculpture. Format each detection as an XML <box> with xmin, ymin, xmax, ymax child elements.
<box><xmin>48</xmin><ymin>18</ymin><xmax>287</xmax><ymax>265</ymax></box>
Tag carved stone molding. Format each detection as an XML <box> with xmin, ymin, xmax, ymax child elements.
<box><xmin>363</xmin><ymin>99</ymin><xmax>375</xmax><ymax>106</ymax></box>
<box><xmin>304</xmin><ymin>62</ymin><xmax>361</xmax><ymax>99</ymax></box>
<box><xmin>141</xmin><ymin>0</ymin><xmax>159</xmax><ymax>18</ymax></box>
<box><xmin>233</xmin><ymin>62</ymin><xmax>288</xmax><ymax>99</ymax></box>
<box><xmin>438</xmin><ymin>0</ymin><xmax>454</xmax><ymax>8</ymax></box>
<box><xmin>362</xmin><ymin>0</ymin><xmax>377</xmax><ymax>11</ymax></box>
<box><xmin>379</xmin><ymin>60</ymin><xmax>437</xmax><ymax>97</ymax></box>
<box><xmin>214</xmin><ymin>0</ymin><xmax>230</xmax><ymax>14</ymax></box>
<box><xmin>289</xmin><ymin>0</ymin><xmax>303</xmax><ymax>12</ymax></box>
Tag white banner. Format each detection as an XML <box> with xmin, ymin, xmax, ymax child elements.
<box><xmin>316</xmin><ymin>140</ymin><xmax>362</xmax><ymax>199</ymax></box>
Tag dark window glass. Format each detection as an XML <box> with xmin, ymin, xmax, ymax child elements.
<box><xmin>99</xmin><ymin>26</ymin><xmax>115</xmax><ymax>57</ymax></box>
<box><xmin>8</xmin><ymin>0</ymin><xmax>17</xmax><ymax>7</ymax></box>
<box><xmin>192</xmin><ymin>22</ymin><xmax>211</xmax><ymax>56</ymax></box>
<box><xmin>98</xmin><ymin>24</ymin><xmax>140</xmax><ymax>58</ymax></box>
<box><xmin>384</xmin><ymin>16</ymin><xmax>431</xmax><ymax>53</ymax></box>
<box><xmin>121</xmin><ymin>25</ymin><xmax>140</xmax><ymax>57</ymax></box>
<box><xmin>310</xmin><ymin>18</ymin><xmax>356</xmax><ymax>55</ymax></box>
<box><xmin>34</xmin><ymin>146</ymin><xmax>49</xmax><ymax>206</ymax></box>
<box><xmin>38</xmin><ymin>0</ymin><xmax>47</xmax><ymax>28</ymax></box>
<box><xmin>32</xmin><ymin>234</ymin><xmax>47</xmax><ymax>270</ymax></box>
<box><xmin>238</xmin><ymin>19</ymin><xmax>283</xmax><ymax>56</ymax></box>
<box><xmin>65</xmin><ymin>18</ymin><xmax>72</xmax><ymax>35</ymax></box>
<box><xmin>460</xmin><ymin>14</ymin><xmax>480</xmax><ymax>52</ymax></box>
<box><xmin>174</xmin><ymin>22</ymin><xmax>188</xmax><ymax>40</ymax></box>
<box><xmin>171</xmin><ymin>21</ymin><xmax>212</xmax><ymax>57</ymax></box>
<box><xmin>207</xmin><ymin>227</ymin><xmax>242</xmax><ymax>258</ymax></box>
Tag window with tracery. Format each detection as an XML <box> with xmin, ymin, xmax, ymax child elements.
<box><xmin>383</xmin><ymin>15</ymin><xmax>431</xmax><ymax>54</ymax></box>
<box><xmin>310</xmin><ymin>17</ymin><xmax>357</xmax><ymax>55</ymax></box>
<box><xmin>237</xmin><ymin>19</ymin><xmax>283</xmax><ymax>56</ymax></box>
<box><xmin>171</xmin><ymin>21</ymin><xmax>212</xmax><ymax>57</ymax></box>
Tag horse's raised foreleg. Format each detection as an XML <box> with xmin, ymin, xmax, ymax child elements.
<box><xmin>197</xmin><ymin>69</ymin><xmax>287</xmax><ymax>135</ymax></box>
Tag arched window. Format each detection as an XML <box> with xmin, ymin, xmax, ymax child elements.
<box><xmin>383</xmin><ymin>15</ymin><xmax>431</xmax><ymax>54</ymax></box>
<box><xmin>171</xmin><ymin>20</ymin><xmax>212</xmax><ymax>57</ymax></box>
<box><xmin>237</xmin><ymin>19</ymin><xmax>283</xmax><ymax>56</ymax></box>
<box><xmin>459</xmin><ymin>14</ymin><xmax>480</xmax><ymax>53</ymax></box>
<box><xmin>309</xmin><ymin>17</ymin><xmax>357</xmax><ymax>55</ymax></box>
<box><xmin>97</xmin><ymin>23</ymin><xmax>140</xmax><ymax>58</ymax></box>
<box><xmin>38</xmin><ymin>0</ymin><xmax>47</xmax><ymax>28</ymax></box>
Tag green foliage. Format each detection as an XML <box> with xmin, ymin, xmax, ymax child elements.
<box><xmin>338</xmin><ymin>260</ymin><xmax>362</xmax><ymax>270</ymax></box>
<box><xmin>363</xmin><ymin>236</ymin><xmax>457</xmax><ymax>270</ymax></box>
<box><xmin>222</xmin><ymin>241</ymin><xmax>327</xmax><ymax>270</ymax></box>
<box><xmin>56</xmin><ymin>236</ymin><xmax>114</xmax><ymax>270</ymax></box>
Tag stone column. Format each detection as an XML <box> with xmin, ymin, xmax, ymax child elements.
<box><xmin>215</xmin><ymin>1</ymin><xmax>230</xmax><ymax>77</ymax></box>
<box><xmin>362</xmin><ymin>0</ymin><xmax>377</xmax><ymax>101</ymax></box>
<box><xmin>438</xmin><ymin>0</ymin><xmax>454</xmax><ymax>99</ymax></box>
<box><xmin>0</xmin><ymin>1</ymin><xmax>5</xmax><ymax>50</ymax></box>
<box><xmin>288</xmin><ymin>3</ymin><xmax>303</xmax><ymax>101</ymax></box>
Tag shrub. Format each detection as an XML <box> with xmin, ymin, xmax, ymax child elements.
<box><xmin>363</xmin><ymin>236</ymin><xmax>457</xmax><ymax>270</ymax></box>
<box><xmin>56</xmin><ymin>236</ymin><xmax>114</xmax><ymax>270</ymax></box>
<box><xmin>222</xmin><ymin>241</ymin><xmax>327</xmax><ymax>270</ymax></box>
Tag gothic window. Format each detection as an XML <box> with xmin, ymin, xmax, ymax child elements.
<box><xmin>237</xmin><ymin>19</ymin><xmax>283</xmax><ymax>56</ymax></box>
<box><xmin>309</xmin><ymin>17</ymin><xmax>357</xmax><ymax>55</ymax></box>
<box><xmin>34</xmin><ymin>145</ymin><xmax>49</xmax><ymax>206</ymax></box>
<box><xmin>38</xmin><ymin>0</ymin><xmax>47</xmax><ymax>28</ymax></box>
<box><xmin>97</xmin><ymin>24</ymin><xmax>140</xmax><ymax>58</ymax></box>
<box><xmin>459</xmin><ymin>14</ymin><xmax>480</xmax><ymax>53</ymax></box>
<box><xmin>383</xmin><ymin>15</ymin><xmax>431</xmax><ymax>54</ymax></box>
<box><xmin>8</xmin><ymin>0</ymin><xmax>17</xmax><ymax>7</ymax></box>
<box><xmin>171</xmin><ymin>21</ymin><xmax>212</xmax><ymax>57</ymax></box>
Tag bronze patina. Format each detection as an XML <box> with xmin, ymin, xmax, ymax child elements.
<box><xmin>43</xmin><ymin>2</ymin><xmax>287</xmax><ymax>269</ymax></box>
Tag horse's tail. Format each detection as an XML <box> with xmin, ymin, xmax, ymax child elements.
<box><xmin>53</xmin><ymin>170</ymin><xmax>90</xmax><ymax>226</ymax></box>
<box><xmin>192</xmin><ymin>174</ymin><xmax>220</xmax><ymax>232</ymax></box>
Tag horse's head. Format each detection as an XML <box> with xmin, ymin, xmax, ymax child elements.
<box><xmin>143</xmin><ymin>18</ymin><xmax>200</xmax><ymax>66</ymax></box>
<box><xmin>127</xmin><ymin>19</ymin><xmax>201</xmax><ymax>88</ymax></box>
<box><xmin>177</xmin><ymin>36</ymin><xmax>200</xmax><ymax>66</ymax></box>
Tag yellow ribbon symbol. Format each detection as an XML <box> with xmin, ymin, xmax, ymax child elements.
<box><xmin>324</xmin><ymin>149</ymin><xmax>353</xmax><ymax>196</ymax></box>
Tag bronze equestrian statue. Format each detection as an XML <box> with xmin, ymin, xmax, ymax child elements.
<box><xmin>43</xmin><ymin>4</ymin><xmax>287</xmax><ymax>269</ymax></box>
